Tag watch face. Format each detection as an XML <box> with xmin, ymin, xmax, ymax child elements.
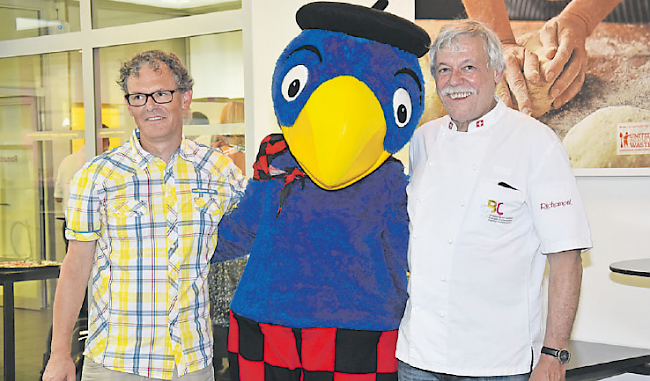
<box><xmin>559</xmin><ymin>350</ymin><xmax>571</xmax><ymax>364</ymax></box>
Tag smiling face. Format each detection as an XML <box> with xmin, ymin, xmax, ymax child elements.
<box><xmin>125</xmin><ymin>63</ymin><xmax>192</xmax><ymax>150</ymax></box>
<box><xmin>433</xmin><ymin>35</ymin><xmax>503</xmax><ymax>132</ymax></box>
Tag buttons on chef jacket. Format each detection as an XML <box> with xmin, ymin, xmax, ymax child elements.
<box><xmin>473</xmin><ymin>165</ymin><xmax>478</xmax><ymax>171</ymax></box>
<box><xmin>448</xmin><ymin>239</ymin><xmax>453</xmax><ymax>244</ymax></box>
<box><xmin>460</xmin><ymin>201</ymin><xmax>465</xmax><ymax>207</ymax></box>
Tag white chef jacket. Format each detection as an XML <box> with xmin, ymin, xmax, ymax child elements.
<box><xmin>396</xmin><ymin>100</ymin><xmax>592</xmax><ymax>376</ymax></box>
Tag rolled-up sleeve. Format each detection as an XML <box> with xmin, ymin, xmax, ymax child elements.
<box><xmin>65</xmin><ymin>164</ymin><xmax>103</xmax><ymax>242</ymax></box>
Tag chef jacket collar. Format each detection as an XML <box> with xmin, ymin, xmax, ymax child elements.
<box><xmin>447</xmin><ymin>97</ymin><xmax>506</xmax><ymax>133</ymax></box>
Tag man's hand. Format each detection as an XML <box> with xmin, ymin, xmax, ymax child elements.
<box><xmin>42</xmin><ymin>352</ymin><xmax>77</xmax><ymax>381</ymax></box>
<box><xmin>498</xmin><ymin>42</ymin><xmax>543</xmax><ymax>116</ymax></box>
<box><xmin>530</xmin><ymin>351</ymin><xmax>566</xmax><ymax>381</ymax></box>
<box><xmin>539</xmin><ymin>12</ymin><xmax>590</xmax><ymax>110</ymax></box>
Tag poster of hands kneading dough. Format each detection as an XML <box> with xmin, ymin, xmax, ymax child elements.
<box><xmin>416</xmin><ymin>19</ymin><xmax>650</xmax><ymax>175</ymax></box>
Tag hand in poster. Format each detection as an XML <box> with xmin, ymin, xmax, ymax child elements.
<box><xmin>497</xmin><ymin>41</ymin><xmax>541</xmax><ymax>114</ymax></box>
<box><xmin>462</xmin><ymin>0</ymin><xmax>624</xmax><ymax>114</ymax></box>
<box><xmin>539</xmin><ymin>12</ymin><xmax>590</xmax><ymax>110</ymax></box>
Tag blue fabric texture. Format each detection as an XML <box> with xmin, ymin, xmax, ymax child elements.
<box><xmin>271</xmin><ymin>29</ymin><xmax>425</xmax><ymax>155</ymax></box>
<box><xmin>214</xmin><ymin>147</ymin><xmax>409</xmax><ymax>331</ymax></box>
<box><xmin>398</xmin><ymin>361</ymin><xmax>531</xmax><ymax>381</ymax></box>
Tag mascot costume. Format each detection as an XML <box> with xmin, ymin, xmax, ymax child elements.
<box><xmin>214</xmin><ymin>1</ymin><xmax>430</xmax><ymax>380</ymax></box>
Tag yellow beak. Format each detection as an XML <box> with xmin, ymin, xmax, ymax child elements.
<box><xmin>281</xmin><ymin>76</ymin><xmax>390</xmax><ymax>190</ymax></box>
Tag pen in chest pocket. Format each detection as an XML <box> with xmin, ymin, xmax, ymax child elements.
<box><xmin>498</xmin><ymin>182</ymin><xmax>518</xmax><ymax>191</ymax></box>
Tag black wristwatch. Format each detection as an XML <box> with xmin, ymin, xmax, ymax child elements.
<box><xmin>541</xmin><ymin>346</ymin><xmax>571</xmax><ymax>365</ymax></box>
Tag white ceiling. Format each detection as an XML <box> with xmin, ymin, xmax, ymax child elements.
<box><xmin>106</xmin><ymin>0</ymin><xmax>234</xmax><ymax>10</ymax></box>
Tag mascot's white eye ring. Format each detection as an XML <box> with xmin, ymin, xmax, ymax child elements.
<box><xmin>281</xmin><ymin>65</ymin><xmax>309</xmax><ymax>102</ymax></box>
<box><xmin>393</xmin><ymin>88</ymin><xmax>412</xmax><ymax>128</ymax></box>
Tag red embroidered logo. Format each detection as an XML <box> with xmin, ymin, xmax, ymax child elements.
<box><xmin>476</xmin><ymin>120</ymin><xmax>484</xmax><ymax>128</ymax></box>
<box><xmin>540</xmin><ymin>199</ymin><xmax>573</xmax><ymax>210</ymax></box>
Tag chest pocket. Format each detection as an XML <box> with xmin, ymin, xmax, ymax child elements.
<box><xmin>106</xmin><ymin>199</ymin><xmax>152</xmax><ymax>239</ymax></box>
<box><xmin>192</xmin><ymin>194</ymin><xmax>222</xmax><ymax>233</ymax></box>
<box><xmin>467</xmin><ymin>180</ymin><xmax>528</xmax><ymax>242</ymax></box>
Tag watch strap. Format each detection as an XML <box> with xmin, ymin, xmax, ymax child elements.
<box><xmin>541</xmin><ymin>346</ymin><xmax>560</xmax><ymax>357</ymax></box>
<box><xmin>541</xmin><ymin>346</ymin><xmax>571</xmax><ymax>364</ymax></box>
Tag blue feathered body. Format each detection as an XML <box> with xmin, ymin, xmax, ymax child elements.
<box><xmin>214</xmin><ymin>148</ymin><xmax>409</xmax><ymax>331</ymax></box>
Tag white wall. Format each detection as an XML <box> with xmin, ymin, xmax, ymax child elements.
<box><xmin>244</xmin><ymin>0</ymin><xmax>650</xmax><ymax>350</ymax></box>
<box><xmin>572</xmin><ymin>176</ymin><xmax>650</xmax><ymax>349</ymax></box>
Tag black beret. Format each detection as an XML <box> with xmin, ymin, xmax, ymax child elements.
<box><xmin>296</xmin><ymin>1</ymin><xmax>431</xmax><ymax>58</ymax></box>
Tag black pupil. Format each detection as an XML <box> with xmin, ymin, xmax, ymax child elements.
<box><xmin>397</xmin><ymin>104</ymin><xmax>408</xmax><ymax>123</ymax></box>
<box><xmin>288</xmin><ymin>79</ymin><xmax>300</xmax><ymax>98</ymax></box>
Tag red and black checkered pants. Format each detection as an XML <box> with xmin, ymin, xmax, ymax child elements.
<box><xmin>227</xmin><ymin>312</ymin><xmax>398</xmax><ymax>381</ymax></box>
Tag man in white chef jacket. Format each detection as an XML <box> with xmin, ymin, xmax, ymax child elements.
<box><xmin>396</xmin><ymin>19</ymin><xmax>592</xmax><ymax>381</ymax></box>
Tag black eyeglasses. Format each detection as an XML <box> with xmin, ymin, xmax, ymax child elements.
<box><xmin>125</xmin><ymin>89</ymin><xmax>179</xmax><ymax>107</ymax></box>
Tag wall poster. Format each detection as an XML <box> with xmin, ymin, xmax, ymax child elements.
<box><xmin>415</xmin><ymin>19</ymin><xmax>650</xmax><ymax>176</ymax></box>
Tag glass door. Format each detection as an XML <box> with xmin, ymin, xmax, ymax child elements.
<box><xmin>0</xmin><ymin>95</ymin><xmax>47</xmax><ymax>309</ymax></box>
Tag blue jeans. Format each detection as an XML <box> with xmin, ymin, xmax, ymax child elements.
<box><xmin>398</xmin><ymin>361</ymin><xmax>530</xmax><ymax>381</ymax></box>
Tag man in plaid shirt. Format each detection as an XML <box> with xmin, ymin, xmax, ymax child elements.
<box><xmin>43</xmin><ymin>50</ymin><xmax>246</xmax><ymax>381</ymax></box>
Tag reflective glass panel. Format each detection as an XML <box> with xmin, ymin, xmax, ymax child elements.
<box><xmin>0</xmin><ymin>0</ymin><xmax>80</xmax><ymax>42</ymax></box>
<box><xmin>0</xmin><ymin>50</ymin><xmax>85</xmax><ymax>309</ymax></box>
<box><xmin>93</xmin><ymin>0</ymin><xmax>241</xmax><ymax>28</ymax></box>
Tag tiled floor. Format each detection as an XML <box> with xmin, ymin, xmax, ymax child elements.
<box><xmin>0</xmin><ymin>307</ymin><xmax>53</xmax><ymax>381</ymax></box>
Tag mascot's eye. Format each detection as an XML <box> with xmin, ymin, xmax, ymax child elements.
<box><xmin>281</xmin><ymin>65</ymin><xmax>309</xmax><ymax>102</ymax></box>
<box><xmin>393</xmin><ymin>88</ymin><xmax>412</xmax><ymax>128</ymax></box>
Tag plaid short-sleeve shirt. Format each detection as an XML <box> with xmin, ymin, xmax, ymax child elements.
<box><xmin>66</xmin><ymin>129</ymin><xmax>247</xmax><ymax>380</ymax></box>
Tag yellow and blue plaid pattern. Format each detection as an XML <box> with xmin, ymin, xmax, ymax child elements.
<box><xmin>66</xmin><ymin>129</ymin><xmax>246</xmax><ymax>380</ymax></box>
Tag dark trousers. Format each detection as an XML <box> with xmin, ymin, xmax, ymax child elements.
<box><xmin>214</xmin><ymin>325</ymin><xmax>230</xmax><ymax>381</ymax></box>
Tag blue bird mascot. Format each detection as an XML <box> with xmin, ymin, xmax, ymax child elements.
<box><xmin>213</xmin><ymin>2</ymin><xmax>430</xmax><ymax>380</ymax></box>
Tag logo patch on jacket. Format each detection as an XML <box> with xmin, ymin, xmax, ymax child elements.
<box><xmin>483</xmin><ymin>199</ymin><xmax>513</xmax><ymax>224</ymax></box>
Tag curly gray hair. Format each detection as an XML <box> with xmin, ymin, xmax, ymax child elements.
<box><xmin>429</xmin><ymin>20</ymin><xmax>506</xmax><ymax>75</ymax></box>
<box><xmin>117</xmin><ymin>50</ymin><xmax>194</xmax><ymax>94</ymax></box>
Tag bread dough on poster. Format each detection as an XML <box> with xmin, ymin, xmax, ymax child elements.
<box><xmin>418</xmin><ymin>53</ymin><xmax>447</xmax><ymax>125</ymax></box>
<box><xmin>563</xmin><ymin>106</ymin><xmax>650</xmax><ymax>168</ymax></box>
